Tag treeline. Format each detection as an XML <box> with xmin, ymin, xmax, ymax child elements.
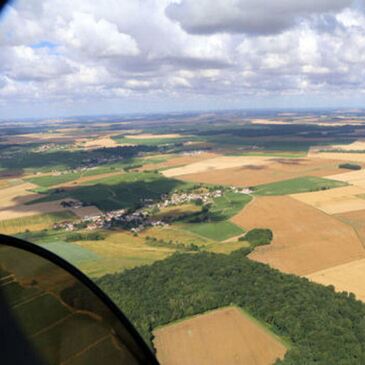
<box><xmin>97</xmin><ymin>250</ymin><xmax>365</xmax><ymax>364</ymax></box>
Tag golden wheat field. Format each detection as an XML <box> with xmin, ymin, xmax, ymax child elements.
<box><xmin>291</xmin><ymin>186</ymin><xmax>365</xmax><ymax>214</ymax></box>
<box><xmin>307</xmin><ymin>258</ymin><xmax>365</xmax><ymax>302</ymax></box>
<box><xmin>231</xmin><ymin>196</ymin><xmax>365</xmax><ymax>275</ymax></box>
<box><xmin>154</xmin><ymin>307</ymin><xmax>287</xmax><ymax>365</ymax></box>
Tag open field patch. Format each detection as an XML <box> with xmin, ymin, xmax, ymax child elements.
<box><xmin>162</xmin><ymin>156</ymin><xmax>274</xmax><ymax>177</ymax></box>
<box><xmin>335</xmin><ymin>209</ymin><xmax>365</xmax><ymax>246</ymax></box>
<box><xmin>204</xmin><ymin>240</ymin><xmax>250</xmax><ymax>254</ymax></box>
<box><xmin>0</xmin><ymin>211</ymin><xmax>76</xmax><ymax>235</ymax></box>
<box><xmin>125</xmin><ymin>133</ymin><xmax>184</xmax><ymax>139</ymax></box>
<box><xmin>82</xmin><ymin>135</ymin><xmax>119</xmax><ymax>149</ymax></box>
<box><xmin>139</xmin><ymin>152</ymin><xmax>218</xmax><ymax>172</ymax></box>
<box><xmin>307</xmin><ymin>258</ymin><xmax>365</xmax><ymax>303</ymax></box>
<box><xmin>141</xmin><ymin>225</ymin><xmax>211</xmax><ymax>246</ymax></box>
<box><xmin>232</xmin><ymin>196</ymin><xmax>365</xmax><ymax>275</ymax></box>
<box><xmin>291</xmin><ymin>185</ymin><xmax>365</xmax><ymax>214</ymax></box>
<box><xmin>76</xmin><ymin>231</ymin><xmax>174</xmax><ymax>277</ymax></box>
<box><xmin>0</xmin><ymin>182</ymin><xmax>39</xmax><ymax>208</ymax></box>
<box><xmin>177</xmin><ymin>191</ymin><xmax>251</xmax><ymax>241</ymax></box>
<box><xmin>310</xmin><ymin>151</ymin><xmax>365</xmax><ymax>163</ymax></box>
<box><xmin>253</xmin><ymin>176</ymin><xmax>347</xmax><ymax>196</ymax></box>
<box><xmin>154</xmin><ymin>307</ymin><xmax>287</xmax><ymax>365</ymax></box>
<box><xmin>180</xmin><ymin>221</ymin><xmax>244</xmax><ymax>241</ymax></box>
<box><xmin>326</xmin><ymin>168</ymin><xmax>365</xmax><ymax>188</ymax></box>
<box><xmin>175</xmin><ymin>158</ymin><xmax>346</xmax><ymax>187</ymax></box>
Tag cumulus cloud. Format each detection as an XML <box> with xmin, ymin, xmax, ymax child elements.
<box><xmin>0</xmin><ymin>0</ymin><xmax>365</xmax><ymax>117</ymax></box>
<box><xmin>166</xmin><ymin>0</ymin><xmax>353</xmax><ymax>35</ymax></box>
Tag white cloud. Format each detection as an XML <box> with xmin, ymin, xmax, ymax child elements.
<box><xmin>1</xmin><ymin>0</ymin><xmax>365</xmax><ymax>117</ymax></box>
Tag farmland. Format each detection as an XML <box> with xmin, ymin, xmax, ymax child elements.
<box><xmin>154</xmin><ymin>307</ymin><xmax>287</xmax><ymax>365</ymax></box>
<box><xmin>252</xmin><ymin>176</ymin><xmax>347</xmax><ymax>196</ymax></box>
<box><xmin>231</xmin><ymin>196</ymin><xmax>365</xmax><ymax>275</ymax></box>
<box><xmin>5</xmin><ymin>112</ymin><xmax>365</xmax><ymax>364</ymax></box>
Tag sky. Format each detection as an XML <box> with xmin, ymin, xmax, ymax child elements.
<box><xmin>1</xmin><ymin>0</ymin><xmax>365</xmax><ymax>119</ymax></box>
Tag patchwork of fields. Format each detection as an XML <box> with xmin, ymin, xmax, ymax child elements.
<box><xmin>6</xmin><ymin>116</ymin><xmax>365</xmax><ymax>364</ymax></box>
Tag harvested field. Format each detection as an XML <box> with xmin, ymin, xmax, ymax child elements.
<box><xmin>162</xmin><ymin>156</ymin><xmax>274</xmax><ymax>178</ymax></box>
<box><xmin>291</xmin><ymin>186</ymin><xmax>365</xmax><ymax>214</ymax></box>
<box><xmin>330</xmin><ymin>140</ymin><xmax>365</xmax><ymax>151</ymax></box>
<box><xmin>154</xmin><ymin>307</ymin><xmax>287</xmax><ymax>365</ymax></box>
<box><xmin>0</xmin><ymin>195</ymin><xmax>100</xmax><ymax>221</ymax></box>
<box><xmin>0</xmin><ymin>182</ymin><xmax>39</xmax><ymax>208</ymax></box>
<box><xmin>307</xmin><ymin>258</ymin><xmax>365</xmax><ymax>302</ymax></box>
<box><xmin>140</xmin><ymin>153</ymin><xmax>218</xmax><ymax>172</ymax></box>
<box><xmin>232</xmin><ymin>196</ymin><xmax>365</xmax><ymax>275</ymax></box>
<box><xmin>335</xmin><ymin>209</ymin><xmax>365</xmax><ymax>245</ymax></box>
<box><xmin>175</xmin><ymin>158</ymin><xmax>345</xmax><ymax>187</ymax></box>
<box><xmin>125</xmin><ymin>133</ymin><xmax>183</xmax><ymax>139</ymax></box>
<box><xmin>250</xmin><ymin>119</ymin><xmax>290</xmax><ymax>125</ymax></box>
<box><xmin>326</xmin><ymin>169</ymin><xmax>365</xmax><ymax>188</ymax></box>
<box><xmin>82</xmin><ymin>136</ymin><xmax>119</xmax><ymax>149</ymax></box>
<box><xmin>310</xmin><ymin>151</ymin><xmax>365</xmax><ymax>163</ymax></box>
<box><xmin>0</xmin><ymin>211</ymin><xmax>76</xmax><ymax>235</ymax></box>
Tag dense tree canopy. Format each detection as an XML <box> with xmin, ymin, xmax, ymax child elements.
<box><xmin>98</xmin><ymin>250</ymin><xmax>365</xmax><ymax>365</ymax></box>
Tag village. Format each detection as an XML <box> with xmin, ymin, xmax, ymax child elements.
<box><xmin>54</xmin><ymin>186</ymin><xmax>252</xmax><ymax>234</ymax></box>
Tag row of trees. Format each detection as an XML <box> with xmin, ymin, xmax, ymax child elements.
<box><xmin>97</xmin><ymin>250</ymin><xmax>365</xmax><ymax>364</ymax></box>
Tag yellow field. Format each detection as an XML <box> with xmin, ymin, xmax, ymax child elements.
<box><xmin>291</xmin><ymin>186</ymin><xmax>365</xmax><ymax>214</ymax></box>
<box><xmin>205</xmin><ymin>240</ymin><xmax>250</xmax><ymax>254</ymax></box>
<box><xmin>330</xmin><ymin>140</ymin><xmax>365</xmax><ymax>151</ymax></box>
<box><xmin>307</xmin><ymin>258</ymin><xmax>365</xmax><ymax>302</ymax></box>
<box><xmin>177</xmin><ymin>158</ymin><xmax>345</xmax><ymax>187</ymax></box>
<box><xmin>0</xmin><ymin>182</ymin><xmax>39</xmax><ymax>208</ymax></box>
<box><xmin>0</xmin><ymin>211</ymin><xmax>76</xmax><ymax>235</ymax></box>
<box><xmin>140</xmin><ymin>225</ymin><xmax>212</xmax><ymax>246</ymax></box>
<box><xmin>82</xmin><ymin>135</ymin><xmax>119</xmax><ymax>149</ymax></box>
<box><xmin>162</xmin><ymin>156</ymin><xmax>273</xmax><ymax>177</ymax></box>
<box><xmin>139</xmin><ymin>152</ymin><xmax>217</xmax><ymax>172</ymax></box>
<box><xmin>125</xmin><ymin>133</ymin><xmax>183</xmax><ymax>139</ymax></box>
<box><xmin>326</xmin><ymin>169</ymin><xmax>365</xmax><ymax>188</ymax></box>
<box><xmin>154</xmin><ymin>307</ymin><xmax>287</xmax><ymax>365</ymax></box>
<box><xmin>77</xmin><ymin>231</ymin><xmax>174</xmax><ymax>277</ymax></box>
<box><xmin>232</xmin><ymin>196</ymin><xmax>365</xmax><ymax>275</ymax></box>
<box><xmin>310</xmin><ymin>151</ymin><xmax>365</xmax><ymax>163</ymax></box>
<box><xmin>251</xmin><ymin>119</ymin><xmax>291</xmax><ymax>125</ymax></box>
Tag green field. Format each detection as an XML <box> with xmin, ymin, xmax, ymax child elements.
<box><xmin>40</xmin><ymin>241</ymin><xmax>100</xmax><ymax>265</ymax></box>
<box><xmin>180</xmin><ymin>192</ymin><xmax>251</xmax><ymax>241</ymax></box>
<box><xmin>181</xmin><ymin>221</ymin><xmax>244</xmax><ymax>241</ymax></box>
<box><xmin>28</xmin><ymin>172</ymin><xmax>185</xmax><ymax>211</ymax></box>
<box><xmin>0</xmin><ymin>211</ymin><xmax>77</xmax><ymax>235</ymax></box>
<box><xmin>252</xmin><ymin>176</ymin><xmax>347</xmax><ymax>196</ymax></box>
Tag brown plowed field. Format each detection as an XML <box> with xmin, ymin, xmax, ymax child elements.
<box><xmin>154</xmin><ymin>307</ymin><xmax>287</xmax><ymax>365</ymax></box>
<box><xmin>176</xmin><ymin>158</ymin><xmax>345</xmax><ymax>187</ymax></box>
<box><xmin>307</xmin><ymin>258</ymin><xmax>365</xmax><ymax>302</ymax></box>
<box><xmin>231</xmin><ymin>196</ymin><xmax>365</xmax><ymax>275</ymax></box>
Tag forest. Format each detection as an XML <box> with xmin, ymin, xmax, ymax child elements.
<box><xmin>97</xmin><ymin>250</ymin><xmax>365</xmax><ymax>365</ymax></box>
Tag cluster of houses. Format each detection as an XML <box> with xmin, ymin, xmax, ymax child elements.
<box><xmin>54</xmin><ymin>207</ymin><xmax>166</xmax><ymax>233</ymax></box>
<box><xmin>53</xmin><ymin>186</ymin><xmax>252</xmax><ymax>234</ymax></box>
